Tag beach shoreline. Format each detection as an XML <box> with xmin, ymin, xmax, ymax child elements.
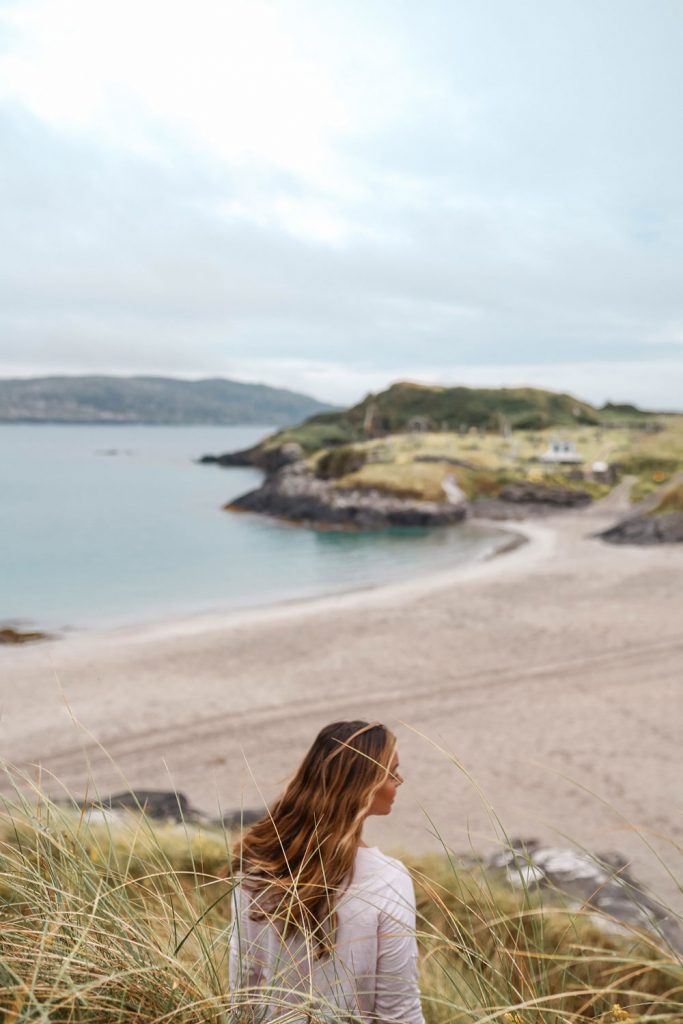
<box><xmin>64</xmin><ymin>516</ymin><xmax>533</xmax><ymax>645</ymax></box>
<box><xmin>2</xmin><ymin>489</ymin><xmax>682</xmax><ymax>908</ymax></box>
<box><xmin>1</xmin><ymin>515</ymin><xmax>517</xmax><ymax>641</ymax></box>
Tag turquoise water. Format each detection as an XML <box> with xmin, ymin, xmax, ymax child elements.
<box><xmin>0</xmin><ymin>425</ymin><xmax>505</xmax><ymax>631</ymax></box>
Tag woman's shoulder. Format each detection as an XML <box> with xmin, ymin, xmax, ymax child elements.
<box><xmin>356</xmin><ymin>845</ymin><xmax>407</xmax><ymax>866</ymax></box>
<box><xmin>349</xmin><ymin>847</ymin><xmax>416</xmax><ymax>920</ymax></box>
<box><xmin>354</xmin><ymin>846</ymin><xmax>412</xmax><ymax>887</ymax></box>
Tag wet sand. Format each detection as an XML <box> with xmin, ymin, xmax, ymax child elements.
<box><xmin>2</xmin><ymin>483</ymin><xmax>682</xmax><ymax>906</ymax></box>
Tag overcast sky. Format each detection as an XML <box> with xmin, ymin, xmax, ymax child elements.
<box><xmin>1</xmin><ymin>0</ymin><xmax>681</xmax><ymax>408</ymax></box>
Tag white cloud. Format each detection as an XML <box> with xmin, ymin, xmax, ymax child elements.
<box><xmin>0</xmin><ymin>0</ymin><xmax>681</xmax><ymax>409</ymax></box>
<box><xmin>0</xmin><ymin>1</ymin><xmax>423</xmax><ymax>211</ymax></box>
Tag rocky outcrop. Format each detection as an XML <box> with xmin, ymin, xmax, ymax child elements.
<box><xmin>228</xmin><ymin>459</ymin><xmax>468</xmax><ymax>530</ymax></box>
<box><xmin>89</xmin><ymin>790</ymin><xmax>207</xmax><ymax>823</ymax></box>
<box><xmin>199</xmin><ymin>447</ymin><xmax>256</xmax><ymax>467</ymax></box>
<box><xmin>0</xmin><ymin>626</ymin><xmax>51</xmax><ymax>645</ymax></box>
<box><xmin>200</xmin><ymin>442</ymin><xmax>303</xmax><ymax>473</ymax></box>
<box><xmin>498</xmin><ymin>482</ymin><xmax>591</xmax><ymax>507</ymax></box>
<box><xmin>471</xmin><ymin>482</ymin><xmax>592</xmax><ymax>521</ymax></box>
<box><xmin>600</xmin><ymin>511</ymin><xmax>683</xmax><ymax>545</ymax></box>
<box><xmin>219</xmin><ymin>807</ymin><xmax>264</xmax><ymax>829</ymax></box>
<box><xmin>216</xmin><ymin>454</ymin><xmax>597</xmax><ymax>529</ymax></box>
<box><xmin>487</xmin><ymin>838</ymin><xmax>683</xmax><ymax>952</ymax></box>
<box><xmin>471</xmin><ymin>499</ymin><xmax>554</xmax><ymax>520</ymax></box>
<box><xmin>80</xmin><ymin>791</ymin><xmax>267</xmax><ymax>828</ymax></box>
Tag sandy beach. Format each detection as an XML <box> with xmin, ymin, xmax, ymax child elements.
<box><xmin>2</xmin><ymin>484</ymin><xmax>682</xmax><ymax>906</ymax></box>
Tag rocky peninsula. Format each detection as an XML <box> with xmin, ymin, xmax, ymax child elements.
<box><xmin>201</xmin><ymin>383</ymin><xmax>683</xmax><ymax>540</ymax></box>
<box><xmin>203</xmin><ymin>440</ymin><xmax>598</xmax><ymax>532</ymax></box>
<box><xmin>224</xmin><ymin>443</ymin><xmax>469</xmax><ymax>529</ymax></box>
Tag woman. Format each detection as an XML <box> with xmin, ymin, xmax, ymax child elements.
<box><xmin>228</xmin><ymin>720</ymin><xmax>425</xmax><ymax>1023</ymax></box>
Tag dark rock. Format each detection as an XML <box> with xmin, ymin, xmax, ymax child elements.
<box><xmin>471</xmin><ymin>498</ymin><xmax>561</xmax><ymax>520</ymax></box>
<box><xmin>92</xmin><ymin>790</ymin><xmax>206</xmax><ymax>823</ymax></box>
<box><xmin>601</xmin><ymin>516</ymin><xmax>659</xmax><ymax>544</ymax></box>
<box><xmin>0</xmin><ymin>626</ymin><xmax>52</xmax><ymax>645</ymax></box>
<box><xmin>199</xmin><ymin>450</ymin><xmax>253</xmax><ymax>466</ymax></box>
<box><xmin>218</xmin><ymin>807</ymin><xmax>265</xmax><ymax>829</ymax></box>
<box><xmin>200</xmin><ymin>442</ymin><xmax>302</xmax><ymax>472</ymax></box>
<box><xmin>487</xmin><ymin>839</ymin><xmax>683</xmax><ymax>952</ymax></box>
<box><xmin>659</xmin><ymin>512</ymin><xmax>683</xmax><ymax>541</ymax></box>
<box><xmin>228</xmin><ymin>460</ymin><xmax>468</xmax><ymax>530</ymax></box>
<box><xmin>498</xmin><ymin>482</ymin><xmax>591</xmax><ymax>507</ymax></box>
<box><xmin>600</xmin><ymin>511</ymin><xmax>683</xmax><ymax>545</ymax></box>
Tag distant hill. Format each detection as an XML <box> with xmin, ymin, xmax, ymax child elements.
<box><xmin>344</xmin><ymin>381</ymin><xmax>603</xmax><ymax>431</ymax></box>
<box><xmin>267</xmin><ymin>381</ymin><xmax>610</xmax><ymax>452</ymax></box>
<box><xmin>0</xmin><ymin>376</ymin><xmax>334</xmax><ymax>425</ymax></box>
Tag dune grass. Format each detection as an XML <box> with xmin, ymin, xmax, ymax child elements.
<box><xmin>410</xmin><ymin>853</ymin><xmax>682</xmax><ymax>1024</ymax></box>
<box><xmin>0</xmin><ymin>772</ymin><xmax>681</xmax><ymax>1023</ymax></box>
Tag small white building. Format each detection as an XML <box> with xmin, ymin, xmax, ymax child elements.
<box><xmin>441</xmin><ymin>474</ymin><xmax>467</xmax><ymax>506</ymax></box>
<box><xmin>539</xmin><ymin>437</ymin><xmax>584</xmax><ymax>464</ymax></box>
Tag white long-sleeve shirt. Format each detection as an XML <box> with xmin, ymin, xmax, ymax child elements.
<box><xmin>228</xmin><ymin>845</ymin><xmax>425</xmax><ymax>1024</ymax></box>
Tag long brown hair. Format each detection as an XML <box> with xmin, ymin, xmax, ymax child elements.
<box><xmin>233</xmin><ymin>720</ymin><xmax>396</xmax><ymax>951</ymax></box>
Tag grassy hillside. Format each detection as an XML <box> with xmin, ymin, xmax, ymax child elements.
<box><xmin>0</xmin><ymin>375</ymin><xmax>333</xmax><ymax>425</ymax></box>
<box><xmin>269</xmin><ymin>383</ymin><xmax>609</xmax><ymax>453</ymax></box>
<box><xmin>1</xmin><ymin>784</ymin><xmax>681</xmax><ymax>1023</ymax></box>
<box><xmin>324</xmin><ymin>419</ymin><xmax>683</xmax><ymax>504</ymax></box>
<box><xmin>254</xmin><ymin>384</ymin><xmax>682</xmax><ymax>507</ymax></box>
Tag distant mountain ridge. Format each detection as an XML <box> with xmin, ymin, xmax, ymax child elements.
<box><xmin>0</xmin><ymin>375</ymin><xmax>334</xmax><ymax>425</ymax></box>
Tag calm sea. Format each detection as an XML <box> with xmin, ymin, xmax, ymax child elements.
<box><xmin>0</xmin><ymin>424</ymin><xmax>506</xmax><ymax>631</ymax></box>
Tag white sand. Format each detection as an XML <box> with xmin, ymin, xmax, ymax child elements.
<box><xmin>2</xmin><ymin>484</ymin><xmax>682</xmax><ymax>906</ymax></box>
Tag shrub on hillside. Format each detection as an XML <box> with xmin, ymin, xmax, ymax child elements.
<box><xmin>315</xmin><ymin>445</ymin><xmax>367</xmax><ymax>479</ymax></box>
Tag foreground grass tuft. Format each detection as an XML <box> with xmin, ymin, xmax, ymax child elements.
<box><xmin>1</xmin><ymin>782</ymin><xmax>681</xmax><ymax>1023</ymax></box>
